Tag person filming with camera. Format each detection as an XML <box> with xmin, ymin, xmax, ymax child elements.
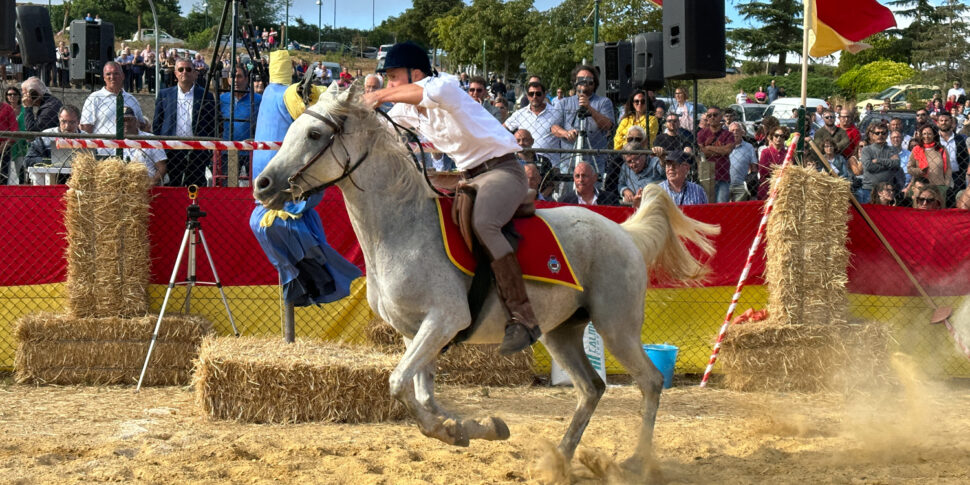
<box><xmin>550</xmin><ymin>65</ymin><xmax>615</xmax><ymax>174</ymax></box>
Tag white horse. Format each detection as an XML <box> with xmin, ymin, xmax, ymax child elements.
<box><xmin>253</xmin><ymin>84</ymin><xmax>719</xmax><ymax>475</ymax></box>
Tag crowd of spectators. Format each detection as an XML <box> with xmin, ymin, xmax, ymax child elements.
<box><xmin>3</xmin><ymin>37</ymin><xmax>970</xmax><ymax>212</ymax></box>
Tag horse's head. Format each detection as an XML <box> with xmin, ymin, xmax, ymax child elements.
<box><xmin>253</xmin><ymin>82</ymin><xmax>368</xmax><ymax>210</ymax></box>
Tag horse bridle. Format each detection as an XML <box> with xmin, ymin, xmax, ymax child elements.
<box><xmin>287</xmin><ymin>108</ymin><xmax>368</xmax><ymax>200</ymax></box>
<box><xmin>287</xmin><ymin>104</ymin><xmax>449</xmax><ymax>200</ymax></box>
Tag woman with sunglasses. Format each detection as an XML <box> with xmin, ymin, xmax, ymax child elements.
<box><xmin>907</xmin><ymin>123</ymin><xmax>951</xmax><ymax>204</ymax></box>
<box><xmin>859</xmin><ymin>121</ymin><xmax>902</xmax><ymax>204</ymax></box>
<box><xmin>756</xmin><ymin>126</ymin><xmax>789</xmax><ymax>200</ymax></box>
<box><xmin>870</xmin><ymin>182</ymin><xmax>897</xmax><ymax>206</ymax></box>
<box><xmin>2</xmin><ymin>87</ymin><xmax>27</xmax><ymax>184</ymax></box>
<box><xmin>613</xmin><ymin>89</ymin><xmax>657</xmax><ymax>149</ymax></box>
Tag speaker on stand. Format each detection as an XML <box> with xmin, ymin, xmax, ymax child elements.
<box><xmin>662</xmin><ymin>0</ymin><xmax>726</xmax><ymax>80</ymax></box>
<box><xmin>633</xmin><ymin>32</ymin><xmax>664</xmax><ymax>92</ymax></box>
<box><xmin>593</xmin><ymin>41</ymin><xmax>633</xmax><ymax>104</ymax></box>
<box><xmin>70</xmin><ymin>20</ymin><xmax>115</xmax><ymax>88</ymax></box>
<box><xmin>0</xmin><ymin>0</ymin><xmax>15</xmax><ymax>56</ymax></box>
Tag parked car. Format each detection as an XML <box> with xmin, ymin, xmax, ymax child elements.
<box><xmin>763</xmin><ymin>97</ymin><xmax>829</xmax><ymax>130</ymax></box>
<box><xmin>357</xmin><ymin>46</ymin><xmax>378</xmax><ymax>59</ymax></box>
<box><xmin>209</xmin><ymin>36</ymin><xmax>246</xmax><ymax>49</ymax></box>
<box><xmin>855</xmin><ymin>84</ymin><xmax>940</xmax><ymax>111</ymax></box>
<box><xmin>377</xmin><ymin>44</ymin><xmax>394</xmax><ymax>60</ymax></box>
<box><xmin>859</xmin><ymin>110</ymin><xmax>918</xmax><ymax>137</ymax></box>
<box><xmin>727</xmin><ymin>103</ymin><xmax>770</xmax><ymax>136</ymax></box>
<box><xmin>127</xmin><ymin>29</ymin><xmax>182</xmax><ymax>45</ymax></box>
<box><xmin>311</xmin><ymin>42</ymin><xmax>350</xmax><ymax>54</ymax></box>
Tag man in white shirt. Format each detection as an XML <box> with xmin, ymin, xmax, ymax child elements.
<box><xmin>947</xmin><ymin>81</ymin><xmax>965</xmax><ymax>100</ymax></box>
<box><xmin>152</xmin><ymin>58</ymin><xmax>217</xmax><ymax>186</ymax></box>
<box><xmin>362</xmin><ymin>41</ymin><xmax>539</xmax><ymax>354</ymax></box>
<box><xmin>504</xmin><ymin>81</ymin><xmax>558</xmax><ymax>160</ymax></box>
<box><xmin>80</xmin><ymin>62</ymin><xmax>143</xmax><ymax>155</ymax></box>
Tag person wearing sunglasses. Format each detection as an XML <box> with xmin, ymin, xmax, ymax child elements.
<box><xmin>504</xmin><ymin>81</ymin><xmax>559</xmax><ymax>163</ymax></box>
<box><xmin>914</xmin><ymin>186</ymin><xmax>944</xmax><ymax>210</ymax></box>
<box><xmin>812</xmin><ymin>108</ymin><xmax>849</xmax><ymax>158</ymax></box>
<box><xmin>153</xmin><ymin>58</ymin><xmax>217</xmax><ymax>186</ymax></box>
<box><xmin>79</xmin><ymin>62</ymin><xmax>143</xmax><ymax>153</ymax></box>
<box><xmin>859</xmin><ymin>121</ymin><xmax>903</xmax><ymax>203</ymax></box>
<box><xmin>466</xmin><ymin>75</ymin><xmax>502</xmax><ymax>121</ymax></box>
<box><xmin>550</xmin><ymin>64</ymin><xmax>615</xmax><ymax>173</ymax></box>
<box><xmin>757</xmin><ymin>126</ymin><xmax>789</xmax><ymax>200</ymax></box>
<box><xmin>20</xmin><ymin>77</ymin><xmax>62</xmax><ymax>132</ymax></box>
<box><xmin>618</xmin><ymin>139</ymin><xmax>664</xmax><ymax>206</ymax></box>
<box><xmin>613</xmin><ymin>89</ymin><xmax>657</xmax><ymax>150</ymax></box>
<box><xmin>0</xmin><ymin>88</ymin><xmax>20</xmax><ymax>184</ymax></box>
<box><xmin>907</xmin><ymin>123</ymin><xmax>952</xmax><ymax>205</ymax></box>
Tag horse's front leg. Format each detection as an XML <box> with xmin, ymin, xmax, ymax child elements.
<box><xmin>390</xmin><ymin>312</ymin><xmax>509</xmax><ymax>446</ymax></box>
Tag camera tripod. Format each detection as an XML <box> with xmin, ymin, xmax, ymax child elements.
<box><xmin>136</xmin><ymin>185</ymin><xmax>239</xmax><ymax>391</ymax></box>
<box><xmin>554</xmin><ymin>113</ymin><xmax>596</xmax><ymax>201</ymax></box>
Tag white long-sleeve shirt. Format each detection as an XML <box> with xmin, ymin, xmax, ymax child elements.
<box><xmin>387</xmin><ymin>73</ymin><xmax>519</xmax><ymax>171</ymax></box>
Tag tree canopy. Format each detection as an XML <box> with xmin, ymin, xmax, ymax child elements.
<box><xmin>730</xmin><ymin>0</ymin><xmax>801</xmax><ymax>73</ymax></box>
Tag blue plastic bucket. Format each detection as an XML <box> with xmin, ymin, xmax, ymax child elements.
<box><xmin>643</xmin><ymin>344</ymin><xmax>679</xmax><ymax>389</ymax></box>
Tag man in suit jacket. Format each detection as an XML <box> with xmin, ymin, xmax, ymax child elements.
<box><xmin>153</xmin><ymin>58</ymin><xmax>217</xmax><ymax>186</ymax></box>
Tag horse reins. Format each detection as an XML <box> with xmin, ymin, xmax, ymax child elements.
<box><xmin>287</xmin><ymin>109</ymin><xmax>368</xmax><ymax>199</ymax></box>
<box><xmin>287</xmin><ymin>105</ymin><xmax>448</xmax><ymax>201</ymax></box>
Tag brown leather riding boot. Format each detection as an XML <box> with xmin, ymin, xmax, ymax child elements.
<box><xmin>491</xmin><ymin>252</ymin><xmax>542</xmax><ymax>354</ymax></box>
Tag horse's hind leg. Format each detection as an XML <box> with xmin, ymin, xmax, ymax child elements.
<box><xmin>541</xmin><ymin>315</ymin><xmax>606</xmax><ymax>461</ymax></box>
<box><xmin>593</xmin><ymin>307</ymin><xmax>664</xmax><ymax>478</ymax></box>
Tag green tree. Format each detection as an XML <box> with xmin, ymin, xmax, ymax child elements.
<box><xmin>887</xmin><ymin>0</ymin><xmax>941</xmax><ymax>71</ymax></box>
<box><xmin>730</xmin><ymin>0</ymin><xmax>801</xmax><ymax>73</ymax></box>
<box><xmin>837</xmin><ymin>32</ymin><xmax>912</xmax><ymax>74</ymax></box>
<box><xmin>836</xmin><ymin>60</ymin><xmax>917</xmax><ymax>97</ymax></box>
<box><xmin>381</xmin><ymin>0</ymin><xmax>463</xmax><ymax>49</ymax></box>
<box><xmin>431</xmin><ymin>0</ymin><xmax>535</xmax><ymax>79</ymax></box>
<box><xmin>911</xmin><ymin>0</ymin><xmax>970</xmax><ymax>86</ymax></box>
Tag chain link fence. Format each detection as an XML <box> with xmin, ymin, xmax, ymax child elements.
<box><xmin>1</xmin><ymin>82</ymin><xmax>969</xmax><ymax>381</ymax></box>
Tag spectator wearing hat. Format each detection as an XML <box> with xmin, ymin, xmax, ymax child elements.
<box><xmin>659</xmin><ymin>150</ymin><xmax>707</xmax><ymax>206</ymax></box>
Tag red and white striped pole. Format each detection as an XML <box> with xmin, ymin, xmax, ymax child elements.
<box><xmin>55</xmin><ymin>138</ymin><xmax>283</xmax><ymax>151</ymax></box>
<box><xmin>699</xmin><ymin>133</ymin><xmax>801</xmax><ymax>388</ymax></box>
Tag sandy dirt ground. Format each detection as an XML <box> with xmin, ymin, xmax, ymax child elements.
<box><xmin>3</xmin><ymin>363</ymin><xmax>970</xmax><ymax>484</ymax></box>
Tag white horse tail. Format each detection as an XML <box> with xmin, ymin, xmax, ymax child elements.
<box><xmin>619</xmin><ymin>184</ymin><xmax>720</xmax><ymax>283</ymax></box>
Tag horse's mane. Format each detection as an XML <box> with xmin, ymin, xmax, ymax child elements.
<box><xmin>311</xmin><ymin>88</ymin><xmax>435</xmax><ymax>202</ymax></box>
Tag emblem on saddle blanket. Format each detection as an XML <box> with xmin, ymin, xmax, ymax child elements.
<box><xmin>435</xmin><ymin>199</ymin><xmax>582</xmax><ymax>290</ymax></box>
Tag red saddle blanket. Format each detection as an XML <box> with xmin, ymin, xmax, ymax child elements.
<box><xmin>434</xmin><ymin>198</ymin><xmax>582</xmax><ymax>291</ymax></box>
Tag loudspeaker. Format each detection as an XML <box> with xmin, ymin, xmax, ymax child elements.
<box><xmin>593</xmin><ymin>41</ymin><xmax>633</xmax><ymax>104</ymax></box>
<box><xmin>15</xmin><ymin>5</ymin><xmax>56</xmax><ymax>65</ymax></box>
<box><xmin>633</xmin><ymin>32</ymin><xmax>664</xmax><ymax>91</ymax></box>
<box><xmin>70</xmin><ymin>20</ymin><xmax>115</xmax><ymax>80</ymax></box>
<box><xmin>0</xmin><ymin>0</ymin><xmax>15</xmax><ymax>55</ymax></box>
<box><xmin>663</xmin><ymin>0</ymin><xmax>726</xmax><ymax>80</ymax></box>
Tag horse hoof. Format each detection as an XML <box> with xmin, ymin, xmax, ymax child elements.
<box><xmin>437</xmin><ymin>418</ymin><xmax>470</xmax><ymax>447</ymax></box>
<box><xmin>461</xmin><ymin>416</ymin><xmax>510</xmax><ymax>441</ymax></box>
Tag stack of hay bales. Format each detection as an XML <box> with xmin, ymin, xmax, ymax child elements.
<box><xmin>721</xmin><ymin>165</ymin><xmax>891</xmax><ymax>392</ymax></box>
<box><xmin>15</xmin><ymin>154</ymin><xmax>211</xmax><ymax>386</ymax></box>
<box><xmin>366</xmin><ymin>317</ymin><xmax>535</xmax><ymax>387</ymax></box>
<box><xmin>194</xmin><ymin>336</ymin><xmax>408</xmax><ymax>423</ymax></box>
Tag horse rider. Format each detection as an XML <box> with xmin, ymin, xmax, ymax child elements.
<box><xmin>362</xmin><ymin>41</ymin><xmax>540</xmax><ymax>354</ymax></box>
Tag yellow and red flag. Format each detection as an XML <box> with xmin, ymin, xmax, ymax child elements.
<box><xmin>808</xmin><ymin>0</ymin><xmax>896</xmax><ymax>57</ymax></box>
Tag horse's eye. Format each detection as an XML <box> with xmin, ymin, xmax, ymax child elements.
<box><xmin>308</xmin><ymin>128</ymin><xmax>322</xmax><ymax>140</ymax></box>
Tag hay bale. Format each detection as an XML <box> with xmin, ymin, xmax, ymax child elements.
<box><xmin>766</xmin><ymin>165</ymin><xmax>851</xmax><ymax>327</ymax></box>
<box><xmin>194</xmin><ymin>336</ymin><xmax>408</xmax><ymax>424</ymax></box>
<box><xmin>120</xmin><ymin>162</ymin><xmax>151</xmax><ymax>314</ymax></box>
<box><xmin>720</xmin><ymin>320</ymin><xmax>894</xmax><ymax>392</ymax></box>
<box><xmin>64</xmin><ymin>155</ymin><xmax>151</xmax><ymax>318</ymax></box>
<box><xmin>364</xmin><ymin>319</ymin><xmax>535</xmax><ymax>387</ymax></box>
<box><xmin>65</xmin><ymin>154</ymin><xmax>98</xmax><ymax>317</ymax></box>
<box><xmin>14</xmin><ymin>312</ymin><xmax>211</xmax><ymax>386</ymax></box>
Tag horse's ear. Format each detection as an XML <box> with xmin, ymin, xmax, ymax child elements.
<box><xmin>347</xmin><ymin>81</ymin><xmax>361</xmax><ymax>101</ymax></box>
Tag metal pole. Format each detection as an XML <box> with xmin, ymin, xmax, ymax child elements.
<box><xmin>593</xmin><ymin>0</ymin><xmax>600</xmax><ymax>44</ymax></box>
<box><xmin>285</xmin><ymin>0</ymin><xmax>289</xmax><ymax>47</ymax></box>
<box><xmin>317</xmin><ymin>0</ymin><xmax>322</xmax><ymax>46</ymax></box>
<box><xmin>482</xmin><ymin>40</ymin><xmax>485</xmax><ymax>77</ymax></box>
<box><xmin>333</xmin><ymin>0</ymin><xmax>336</xmax><ymax>32</ymax></box>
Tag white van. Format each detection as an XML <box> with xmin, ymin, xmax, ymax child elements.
<box><xmin>763</xmin><ymin>97</ymin><xmax>829</xmax><ymax>129</ymax></box>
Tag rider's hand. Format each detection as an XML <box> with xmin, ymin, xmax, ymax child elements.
<box><xmin>361</xmin><ymin>91</ymin><xmax>381</xmax><ymax>110</ymax></box>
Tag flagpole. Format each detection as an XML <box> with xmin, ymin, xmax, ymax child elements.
<box><xmin>800</xmin><ymin>0</ymin><xmax>810</xmax><ymax>107</ymax></box>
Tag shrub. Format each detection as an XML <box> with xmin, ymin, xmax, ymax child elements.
<box><xmin>186</xmin><ymin>28</ymin><xmax>214</xmax><ymax>51</ymax></box>
<box><xmin>734</xmin><ymin>74</ymin><xmax>843</xmax><ymax>100</ymax></box>
<box><xmin>835</xmin><ymin>61</ymin><xmax>916</xmax><ymax>98</ymax></box>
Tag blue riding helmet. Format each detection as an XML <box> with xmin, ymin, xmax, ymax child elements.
<box><xmin>378</xmin><ymin>41</ymin><xmax>432</xmax><ymax>77</ymax></box>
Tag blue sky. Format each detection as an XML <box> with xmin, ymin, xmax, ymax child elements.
<box><xmin>172</xmin><ymin>0</ymin><xmax>749</xmax><ymax>32</ymax></box>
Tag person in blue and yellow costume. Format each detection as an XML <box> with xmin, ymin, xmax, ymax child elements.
<box><xmin>249</xmin><ymin>50</ymin><xmax>361</xmax><ymax>308</ymax></box>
